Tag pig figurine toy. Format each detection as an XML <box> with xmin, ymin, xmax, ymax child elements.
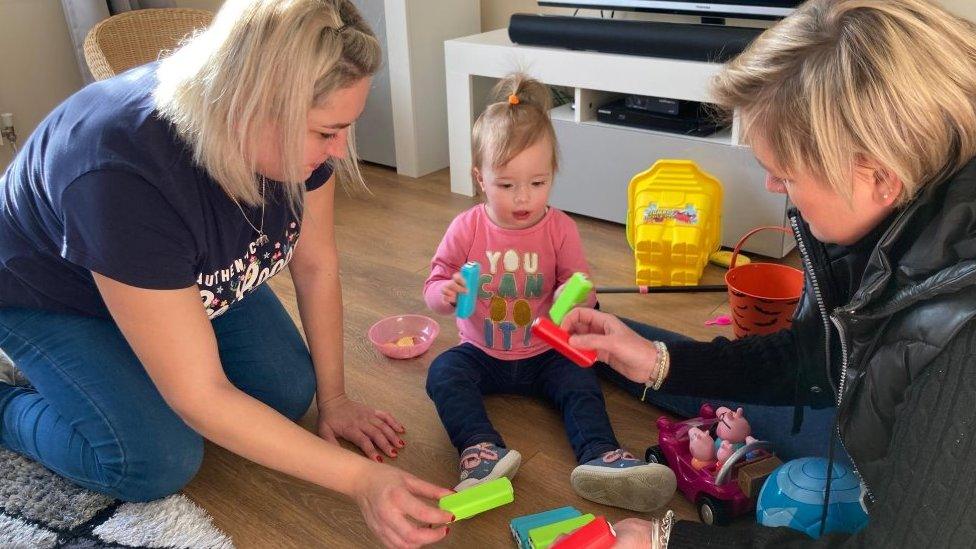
<box><xmin>714</xmin><ymin>407</ymin><xmax>757</xmax><ymax>466</ymax></box>
<box><xmin>688</xmin><ymin>426</ymin><xmax>717</xmax><ymax>470</ymax></box>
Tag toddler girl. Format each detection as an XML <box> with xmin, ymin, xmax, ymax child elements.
<box><xmin>423</xmin><ymin>74</ymin><xmax>676</xmax><ymax>512</ymax></box>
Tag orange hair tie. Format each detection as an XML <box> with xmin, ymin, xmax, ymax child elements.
<box><xmin>508</xmin><ymin>94</ymin><xmax>520</xmax><ymax>105</ymax></box>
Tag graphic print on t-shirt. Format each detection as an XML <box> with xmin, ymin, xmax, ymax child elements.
<box><xmin>480</xmin><ymin>248</ymin><xmax>544</xmax><ymax>351</ymax></box>
<box><xmin>198</xmin><ymin>222</ymin><xmax>300</xmax><ymax>319</ymax></box>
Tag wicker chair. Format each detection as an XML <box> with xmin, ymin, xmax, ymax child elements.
<box><xmin>83</xmin><ymin>8</ymin><xmax>214</xmax><ymax>81</ymax></box>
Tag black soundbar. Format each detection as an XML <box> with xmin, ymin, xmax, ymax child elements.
<box><xmin>508</xmin><ymin>14</ymin><xmax>762</xmax><ymax>62</ymax></box>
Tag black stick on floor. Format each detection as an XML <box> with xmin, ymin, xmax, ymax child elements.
<box><xmin>595</xmin><ymin>285</ymin><xmax>728</xmax><ymax>294</ymax></box>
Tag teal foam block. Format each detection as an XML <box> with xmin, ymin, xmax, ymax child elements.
<box><xmin>509</xmin><ymin>506</ymin><xmax>582</xmax><ymax>548</ymax></box>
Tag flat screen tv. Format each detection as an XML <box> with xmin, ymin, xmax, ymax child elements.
<box><xmin>537</xmin><ymin>1</ymin><xmax>802</xmax><ymax>20</ymax></box>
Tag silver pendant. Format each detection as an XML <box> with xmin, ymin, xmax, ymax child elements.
<box><xmin>256</xmin><ymin>233</ymin><xmax>269</xmax><ymax>246</ymax></box>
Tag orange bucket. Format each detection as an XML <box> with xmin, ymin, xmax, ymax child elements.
<box><xmin>725</xmin><ymin>226</ymin><xmax>804</xmax><ymax>338</ymax></box>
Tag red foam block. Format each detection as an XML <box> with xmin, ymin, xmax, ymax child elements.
<box><xmin>531</xmin><ymin>317</ymin><xmax>597</xmax><ymax>367</ymax></box>
<box><xmin>552</xmin><ymin>516</ymin><xmax>616</xmax><ymax>549</ymax></box>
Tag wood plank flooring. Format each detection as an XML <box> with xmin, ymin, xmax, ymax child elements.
<box><xmin>182</xmin><ymin>164</ymin><xmax>753</xmax><ymax>548</ymax></box>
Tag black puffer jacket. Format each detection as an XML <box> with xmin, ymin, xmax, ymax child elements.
<box><xmin>663</xmin><ymin>157</ymin><xmax>976</xmax><ymax>547</ymax></box>
<box><xmin>790</xmin><ymin>157</ymin><xmax>976</xmax><ymax>506</ymax></box>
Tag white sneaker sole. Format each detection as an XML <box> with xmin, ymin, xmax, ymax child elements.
<box><xmin>455</xmin><ymin>449</ymin><xmax>522</xmax><ymax>491</ymax></box>
<box><xmin>570</xmin><ymin>462</ymin><xmax>676</xmax><ymax>512</ymax></box>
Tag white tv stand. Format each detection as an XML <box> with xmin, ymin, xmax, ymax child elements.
<box><xmin>444</xmin><ymin>28</ymin><xmax>793</xmax><ymax>257</ymax></box>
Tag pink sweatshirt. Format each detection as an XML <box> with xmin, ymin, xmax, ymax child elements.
<box><xmin>424</xmin><ymin>204</ymin><xmax>596</xmax><ymax>360</ymax></box>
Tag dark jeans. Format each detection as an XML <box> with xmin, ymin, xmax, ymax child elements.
<box><xmin>602</xmin><ymin>319</ymin><xmax>847</xmax><ymax>462</ymax></box>
<box><xmin>426</xmin><ymin>343</ymin><xmax>619</xmax><ymax>464</ymax></box>
<box><xmin>0</xmin><ymin>285</ymin><xmax>315</xmax><ymax>501</ymax></box>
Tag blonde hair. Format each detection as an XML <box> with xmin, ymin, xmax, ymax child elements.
<box><xmin>472</xmin><ymin>73</ymin><xmax>559</xmax><ymax>181</ymax></box>
<box><xmin>712</xmin><ymin>0</ymin><xmax>976</xmax><ymax>204</ymax></box>
<box><xmin>155</xmin><ymin>0</ymin><xmax>380</xmax><ymax>207</ymax></box>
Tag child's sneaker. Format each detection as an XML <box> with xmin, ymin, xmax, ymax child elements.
<box><xmin>455</xmin><ymin>442</ymin><xmax>522</xmax><ymax>491</ymax></box>
<box><xmin>570</xmin><ymin>449</ymin><xmax>676</xmax><ymax>512</ymax></box>
<box><xmin>0</xmin><ymin>349</ymin><xmax>28</xmax><ymax>387</ymax></box>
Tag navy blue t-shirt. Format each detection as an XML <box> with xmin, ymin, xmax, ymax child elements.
<box><xmin>0</xmin><ymin>63</ymin><xmax>333</xmax><ymax>319</ymax></box>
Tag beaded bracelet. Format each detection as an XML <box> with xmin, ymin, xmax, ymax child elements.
<box><xmin>640</xmin><ymin>341</ymin><xmax>670</xmax><ymax>401</ymax></box>
<box><xmin>661</xmin><ymin>509</ymin><xmax>675</xmax><ymax>548</ymax></box>
<box><xmin>652</xmin><ymin>341</ymin><xmax>671</xmax><ymax>391</ymax></box>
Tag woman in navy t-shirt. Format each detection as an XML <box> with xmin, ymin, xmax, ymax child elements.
<box><xmin>0</xmin><ymin>1</ymin><xmax>452</xmax><ymax>545</ymax></box>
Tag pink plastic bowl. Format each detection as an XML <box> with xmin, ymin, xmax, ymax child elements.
<box><xmin>367</xmin><ymin>315</ymin><xmax>440</xmax><ymax>360</ymax></box>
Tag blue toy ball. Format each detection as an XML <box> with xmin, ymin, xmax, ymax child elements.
<box><xmin>757</xmin><ymin>457</ymin><xmax>868</xmax><ymax>539</ymax></box>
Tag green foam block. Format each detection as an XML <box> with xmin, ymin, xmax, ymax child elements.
<box><xmin>528</xmin><ymin>513</ymin><xmax>595</xmax><ymax>549</ymax></box>
<box><xmin>549</xmin><ymin>272</ymin><xmax>593</xmax><ymax>325</ymax></box>
<box><xmin>438</xmin><ymin>477</ymin><xmax>514</xmax><ymax>521</ymax></box>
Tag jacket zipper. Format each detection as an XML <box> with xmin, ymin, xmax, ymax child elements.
<box><xmin>829</xmin><ymin>314</ymin><xmax>876</xmax><ymax>505</ymax></box>
<box><xmin>788</xmin><ymin>216</ymin><xmax>836</xmax><ymax>393</ymax></box>
<box><xmin>789</xmin><ymin>215</ymin><xmax>876</xmax><ymax>505</ymax></box>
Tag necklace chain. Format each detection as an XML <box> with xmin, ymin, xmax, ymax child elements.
<box><xmin>232</xmin><ymin>176</ymin><xmax>268</xmax><ymax>245</ymax></box>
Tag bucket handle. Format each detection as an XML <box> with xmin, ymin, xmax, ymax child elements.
<box><xmin>730</xmin><ymin>226</ymin><xmax>793</xmax><ymax>269</ymax></box>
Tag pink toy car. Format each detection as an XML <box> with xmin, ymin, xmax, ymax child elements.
<box><xmin>645</xmin><ymin>403</ymin><xmax>774</xmax><ymax>526</ymax></box>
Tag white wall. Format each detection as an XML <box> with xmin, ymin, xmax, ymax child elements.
<box><xmin>174</xmin><ymin>0</ymin><xmax>223</xmax><ymax>11</ymax></box>
<box><xmin>0</xmin><ymin>1</ymin><xmax>83</xmax><ymax>167</ymax></box>
<box><xmin>942</xmin><ymin>0</ymin><xmax>975</xmax><ymax>18</ymax></box>
<box><xmin>2</xmin><ymin>0</ymin><xmax>974</xmax><ymax>169</ymax></box>
<box><xmin>0</xmin><ymin>0</ymin><xmax>222</xmax><ymax>169</ymax></box>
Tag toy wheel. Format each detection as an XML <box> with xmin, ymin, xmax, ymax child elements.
<box><xmin>644</xmin><ymin>445</ymin><xmax>667</xmax><ymax>466</ymax></box>
<box><xmin>697</xmin><ymin>495</ymin><xmax>730</xmax><ymax>526</ymax></box>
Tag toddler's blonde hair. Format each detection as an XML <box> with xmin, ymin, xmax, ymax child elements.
<box><xmin>472</xmin><ymin>73</ymin><xmax>559</xmax><ymax>182</ymax></box>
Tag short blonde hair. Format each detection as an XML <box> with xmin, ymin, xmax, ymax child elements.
<box><xmin>155</xmin><ymin>0</ymin><xmax>380</xmax><ymax>207</ymax></box>
<box><xmin>472</xmin><ymin>73</ymin><xmax>559</xmax><ymax>180</ymax></box>
<box><xmin>712</xmin><ymin>0</ymin><xmax>976</xmax><ymax>204</ymax></box>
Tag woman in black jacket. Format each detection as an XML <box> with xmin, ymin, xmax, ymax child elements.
<box><xmin>563</xmin><ymin>0</ymin><xmax>976</xmax><ymax>546</ymax></box>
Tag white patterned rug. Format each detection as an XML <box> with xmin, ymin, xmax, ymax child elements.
<box><xmin>0</xmin><ymin>448</ymin><xmax>233</xmax><ymax>548</ymax></box>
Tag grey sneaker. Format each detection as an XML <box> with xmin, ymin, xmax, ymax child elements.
<box><xmin>455</xmin><ymin>442</ymin><xmax>521</xmax><ymax>491</ymax></box>
<box><xmin>0</xmin><ymin>349</ymin><xmax>28</xmax><ymax>386</ymax></box>
<box><xmin>571</xmin><ymin>449</ymin><xmax>676</xmax><ymax>512</ymax></box>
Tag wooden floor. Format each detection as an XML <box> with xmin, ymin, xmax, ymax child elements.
<box><xmin>182</xmin><ymin>164</ymin><xmax>743</xmax><ymax>548</ymax></box>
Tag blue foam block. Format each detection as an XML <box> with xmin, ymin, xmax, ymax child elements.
<box><xmin>509</xmin><ymin>506</ymin><xmax>582</xmax><ymax>548</ymax></box>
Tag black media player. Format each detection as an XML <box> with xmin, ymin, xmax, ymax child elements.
<box><xmin>596</xmin><ymin>98</ymin><xmax>726</xmax><ymax>137</ymax></box>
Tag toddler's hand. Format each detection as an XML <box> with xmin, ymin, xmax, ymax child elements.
<box><xmin>553</xmin><ymin>280</ymin><xmax>566</xmax><ymax>301</ymax></box>
<box><xmin>553</xmin><ymin>278</ymin><xmax>594</xmax><ymax>309</ymax></box>
<box><xmin>441</xmin><ymin>271</ymin><xmax>468</xmax><ymax>307</ymax></box>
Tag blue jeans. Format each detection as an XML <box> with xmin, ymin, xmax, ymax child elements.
<box><xmin>426</xmin><ymin>343</ymin><xmax>619</xmax><ymax>464</ymax></box>
<box><xmin>601</xmin><ymin>319</ymin><xmax>845</xmax><ymax>462</ymax></box>
<box><xmin>0</xmin><ymin>285</ymin><xmax>315</xmax><ymax>501</ymax></box>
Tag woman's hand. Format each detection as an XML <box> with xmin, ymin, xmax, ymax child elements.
<box><xmin>351</xmin><ymin>464</ymin><xmax>454</xmax><ymax>548</ymax></box>
<box><xmin>612</xmin><ymin>518</ymin><xmax>657</xmax><ymax>548</ymax></box>
<box><xmin>440</xmin><ymin>272</ymin><xmax>467</xmax><ymax>307</ymax></box>
<box><xmin>561</xmin><ymin>308</ymin><xmax>659</xmax><ymax>384</ymax></box>
<box><xmin>318</xmin><ymin>394</ymin><xmax>406</xmax><ymax>461</ymax></box>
